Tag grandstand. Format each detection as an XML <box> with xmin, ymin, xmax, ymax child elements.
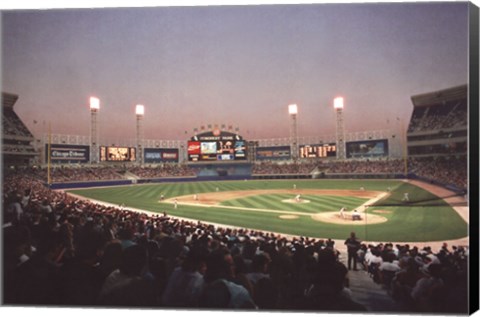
<box><xmin>407</xmin><ymin>85</ymin><xmax>468</xmax><ymax>192</ymax></box>
<box><xmin>1</xmin><ymin>85</ymin><xmax>471</xmax><ymax>313</ymax></box>
<box><xmin>2</xmin><ymin>92</ymin><xmax>39</xmax><ymax>166</ymax></box>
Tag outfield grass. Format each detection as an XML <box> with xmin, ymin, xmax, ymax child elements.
<box><xmin>68</xmin><ymin>179</ymin><xmax>468</xmax><ymax>242</ymax></box>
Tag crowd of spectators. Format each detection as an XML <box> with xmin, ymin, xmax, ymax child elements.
<box><xmin>2</xmin><ymin>108</ymin><xmax>34</xmax><ymax>138</ymax></box>
<box><xmin>3</xmin><ymin>173</ymin><xmax>367</xmax><ymax>310</ymax></box>
<box><xmin>322</xmin><ymin>159</ymin><xmax>405</xmax><ymax>174</ymax></box>
<box><xmin>127</xmin><ymin>164</ymin><xmax>196</xmax><ymax>179</ymax></box>
<box><xmin>408</xmin><ymin>101</ymin><xmax>467</xmax><ymax>133</ymax></box>
<box><xmin>252</xmin><ymin>161</ymin><xmax>319</xmax><ymax>175</ymax></box>
<box><xmin>251</xmin><ymin>158</ymin><xmax>466</xmax><ymax>191</ymax></box>
<box><xmin>356</xmin><ymin>241</ymin><xmax>468</xmax><ymax>313</ymax></box>
<box><xmin>5</xmin><ymin>155</ymin><xmax>467</xmax><ymax>192</ymax></box>
<box><xmin>20</xmin><ymin>166</ymin><xmax>125</xmax><ymax>183</ymax></box>
<box><xmin>2</xmin><ymin>173</ymin><xmax>469</xmax><ymax>313</ymax></box>
<box><xmin>2</xmin><ymin>144</ymin><xmax>37</xmax><ymax>154</ymax></box>
<box><xmin>408</xmin><ymin>156</ymin><xmax>467</xmax><ymax>190</ymax></box>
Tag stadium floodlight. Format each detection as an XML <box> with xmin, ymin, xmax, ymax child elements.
<box><xmin>90</xmin><ymin>97</ymin><xmax>100</xmax><ymax>110</ymax></box>
<box><xmin>334</xmin><ymin>97</ymin><xmax>344</xmax><ymax>109</ymax></box>
<box><xmin>288</xmin><ymin>104</ymin><xmax>298</xmax><ymax>115</ymax></box>
<box><xmin>90</xmin><ymin>96</ymin><xmax>100</xmax><ymax>164</ymax></box>
<box><xmin>136</xmin><ymin>104</ymin><xmax>144</xmax><ymax>165</ymax></box>
<box><xmin>136</xmin><ymin>104</ymin><xmax>145</xmax><ymax>116</ymax></box>
<box><xmin>334</xmin><ymin>97</ymin><xmax>346</xmax><ymax>160</ymax></box>
<box><xmin>288</xmin><ymin>104</ymin><xmax>298</xmax><ymax>161</ymax></box>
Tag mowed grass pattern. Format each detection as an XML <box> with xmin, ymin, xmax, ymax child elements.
<box><xmin>68</xmin><ymin>179</ymin><xmax>468</xmax><ymax>242</ymax></box>
<box><xmin>221</xmin><ymin>194</ymin><xmax>366</xmax><ymax>213</ymax></box>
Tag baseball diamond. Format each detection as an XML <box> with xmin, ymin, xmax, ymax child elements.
<box><xmin>68</xmin><ymin>178</ymin><xmax>468</xmax><ymax>244</ymax></box>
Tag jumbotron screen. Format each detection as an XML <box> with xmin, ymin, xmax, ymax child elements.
<box><xmin>187</xmin><ymin>129</ymin><xmax>247</xmax><ymax>162</ymax></box>
<box><xmin>100</xmin><ymin>146</ymin><xmax>136</xmax><ymax>162</ymax></box>
<box><xmin>188</xmin><ymin>140</ymin><xmax>246</xmax><ymax>161</ymax></box>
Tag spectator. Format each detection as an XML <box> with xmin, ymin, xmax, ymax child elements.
<box><xmin>162</xmin><ymin>246</ymin><xmax>208</xmax><ymax>307</ymax></box>
<box><xmin>98</xmin><ymin>244</ymin><xmax>157</xmax><ymax>306</ymax></box>
<box><xmin>200</xmin><ymin>248</ymin><xmax>256</xmax><ymax>309</ymax></box>
<box><xmin>295</xmin><ymin>248</ymin><xmax>367</xmax><ymax>311</ymax></box>
<box><xmin>344</xmin><ymin>232</ymin><xmax>361</xmax><ymax>270</ymax></box>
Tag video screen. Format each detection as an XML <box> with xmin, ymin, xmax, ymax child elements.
<box><xmin>201</xmin><ymin>142</ymin><xmax>217</xmax><ymax>154</ymax></box>
<box><xmin>188</xmin><ymin>140</ymin><xmax>247</xmax><ymax>161</ymax></box>
<box><xmin>100</xmin><ymin>146</ymin><xmax>136</xmax><ymax>162</ymax></box>
<box><xmin>346</xmin><ymin>139</ymin><xmax>389</xmax><ymax>158</ymax></box>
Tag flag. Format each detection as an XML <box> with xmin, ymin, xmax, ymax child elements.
<box><xmin>221</xmin><ymin>124</ymin><xmax>226</xmax><ymax>129</ymax></box>
<box><xmin>33</xmin><ymin>120</ymin><xmax>38</xmax><ymax>124</ymax></box>
<box><xmin>228</xmin><ymin>125</ymin><xmax>233</xmax><ymax>130</ymax></box>
<box><xmin>201</xmin><ymin>125</ymin><xmax>205</xmax><ymax>131</ymax></box>
<box><xmin>208</xmin><ymin>124</ymin><xmax>212</xmax><ymax>129</ymax></box>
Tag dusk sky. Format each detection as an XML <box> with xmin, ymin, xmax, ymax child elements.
<box><xmin>1</xmin><ymin>1</ymin><xmax>470</xmax><ymax>142</ymax></box>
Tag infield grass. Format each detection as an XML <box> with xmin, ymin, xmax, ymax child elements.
<box><xmin>67</xmin><ymin>179</ymin><xmax>468</xmax><ymax>242</ymax></box>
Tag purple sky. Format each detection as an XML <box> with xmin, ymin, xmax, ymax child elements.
<box><xmin>2</xmin><ymin>2</ymin><xmax>469</xmax><ymax>141</ymax></box>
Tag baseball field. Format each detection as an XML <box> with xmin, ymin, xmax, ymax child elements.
<box><xmin>67</xmin><ymin>179</ymin><xmax>468</xmax><ymax>243</ymax></box>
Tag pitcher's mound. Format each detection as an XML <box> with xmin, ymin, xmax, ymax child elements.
<box><xmin>311</xmin><ymin>211</ymin><xmax>388</xmax><ymax>225</ymax></box>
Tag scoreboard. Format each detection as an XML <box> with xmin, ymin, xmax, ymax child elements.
<box><xmin>299</xmin><ymin>143</ymin><xmax>337</xmax><ymax>158</ymax></box>
<box><xmin>187</xmin><ymin>130</ymin><xmax>246</xmax><ymax>162</ymax></box>
<box><xmin>188</xmin><ymin>140</ymin><xmax>246</xmax><ymax>161</ymax></box>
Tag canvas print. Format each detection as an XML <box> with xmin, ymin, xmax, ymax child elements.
<box><xmin>2</xmin><ymin>1</ymin><xmax>476</xmax><ymax>314</ymax></box>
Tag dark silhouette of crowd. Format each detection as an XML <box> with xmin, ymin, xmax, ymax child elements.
<box><xmin>3</xmin><ymin>173</ymin><xmax>366</xmax><ymax>310</ymax></box>
<box><xmin>357</xmin><ymin>241</ymin><xmax>468</xmax><ymax>313</ymax></box>
<box><xmin>2</xmin><ymin>173</ymin><xmax>469</xmax><ymax>313</ymax></box>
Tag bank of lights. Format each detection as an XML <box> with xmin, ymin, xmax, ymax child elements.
<box><xmin>334</xmin><ymin>97</ymin><xmax>344</xmax><ymax>109</ymax></box>
<box><xmin>136</xmin><ymin>104</ymin><xmax>145</xmax><ymax>116</ymax></box>
<box><xmin>90</xmin><ymin>97</ymin><xmax>100</xmax><ymax>110</ymax></box>
<box><xmin>288</xmin><ymin>104</ymin><xmax>298</xmax><ymax>115</ymax></box>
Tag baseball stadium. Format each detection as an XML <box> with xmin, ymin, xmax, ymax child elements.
<box><xmin>3</xmin><ymin>83</ymin><xmax>472</xmax><ymax>313</ymax></box>
<box><xmin>1</xmin><ymin>2</ymin><xmax>478</xmax><ymax>315</ymax></box>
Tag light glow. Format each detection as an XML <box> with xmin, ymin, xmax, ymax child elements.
<box><xmin>334</xmin><ymin>97</ymin><xmax>344</xmax><ymax>109</ymax></box>
<box><xmin>135</xmin><ymin>104</ymin><xmax>145</xmax><ymax>116</ymax></box>
<box><xmin>288</xmin><ymin>104</ymin><xmax>298</xmax><ymax>115</ymax></box>
<box><xmin>89</xmin><ymin>97</ymin><xmax>100</xmax><ymax>110</ymax></box>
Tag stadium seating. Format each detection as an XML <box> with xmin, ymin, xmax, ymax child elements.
<box><xmin>2</xmin><ymin>172</ymin><xmax>469</xmax><ymax>313</ymax></box>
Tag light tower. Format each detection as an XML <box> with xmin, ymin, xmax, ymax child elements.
<box><xmin>334</xmin><ymin>97</ymin><xmax>346</xmax><ymax>160</ymax></box>
<box><xmin>288</xmin><ymin>104</ymin><xmax>298</xmax><ymax>161</ymax></box>
<box><xmin>89</xmin><ymin>97</ymin><xmax>100</xmax><ymax>164</ymax></box>
<box><xmin>136</xmin><ymin>104</ymin><xmax>145</xmax><ymax>165</ymax></box>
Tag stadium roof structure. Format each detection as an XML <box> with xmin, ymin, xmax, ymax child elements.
<box><xmin>2</xmin><ymin>92</ymin><xmax>19</xmax><ymax>109</ymax></box>
<box><xmin>410</xmin><ymin>84</ymin><xmax>467</xmax><ymax>107</ymax></box>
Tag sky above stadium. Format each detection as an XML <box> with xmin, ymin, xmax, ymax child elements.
<box><xmin>2</xmin><ymin>1</ymin><xmax>470</xmax><ymax>142</ymax></box>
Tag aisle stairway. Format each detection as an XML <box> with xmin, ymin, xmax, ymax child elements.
<box><xmin>346</xmin><ymin>267</ymin><xmax>408</xmax><ymax>312</ymax></box>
